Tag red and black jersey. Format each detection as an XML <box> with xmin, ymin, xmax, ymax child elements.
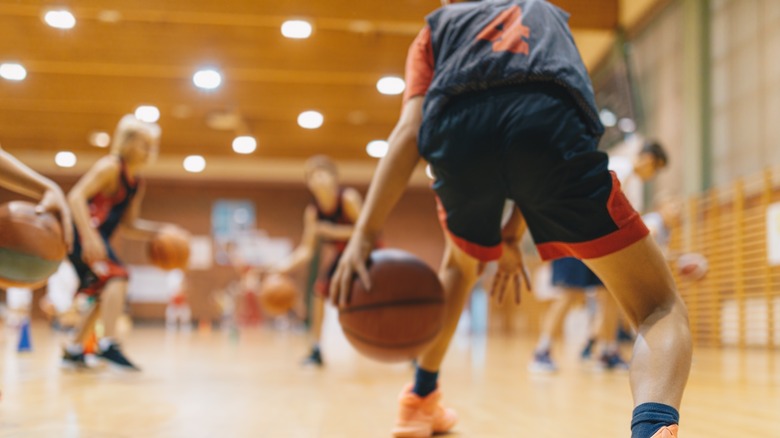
<box><xmin>312</xmin><ymin>189</ymin><xmax>353</xmax><ymax>252</ymax></box>
<box><xmin>88</xmin><ymin>156</ymin><xmax>141</xmax><ymax>239</ymax></box>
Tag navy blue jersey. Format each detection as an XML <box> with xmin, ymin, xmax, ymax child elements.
<box><xmin>421</xmin><ymin>0</ymin><xmax>603</xmax><ymax>139</ymax></box>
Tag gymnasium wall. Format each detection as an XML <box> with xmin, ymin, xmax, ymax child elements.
<box><xmin>0</xmin><ymin>175</ymin><xmax>445</xmax><ymax>320</ymax></box>
<box><xmin>710</xmin><ymin>0</ymin><xmax>780</xmax><ymax>187</ymax></box>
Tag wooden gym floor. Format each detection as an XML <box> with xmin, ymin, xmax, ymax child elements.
<box><xmin>1</xmin><ymin>314</ymin><xmax>779</xmax><ymax>437</ymax></box>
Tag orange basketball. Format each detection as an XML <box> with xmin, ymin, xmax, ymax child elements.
<box><xmin>676</xmin><ymin>252</ymin><xmax>708</xmax><ymax>281</ymax></box>
<box><xmin>338</xmin><ymin>249</ymin><xmax>445</xmax><ymax>363</ymax></box>
<box><xmin>0</xmin><ymin>201</ymin><xmax>67</xmax><ymax>289</ymax></box>
<box><xmin>148</xmin><ymin>226</ymin><xmax>190</xmax><ymax>271</ymax></box>
<box><xmin>259</xmin><ymin>273</ymin><xmax>298</xmax><ymax>316</ymax></box>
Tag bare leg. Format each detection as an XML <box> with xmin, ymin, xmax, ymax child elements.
<box><xmin>418</xmin><ymin>235</ymin><xmax>480</xmax><ymax>372</ymax></box>
<box><xmin>593</xmin><ymin>286</ymin><xmax>620</xmax><ymax>354</ymax></box>
<box><xmin>584</xmin><ymin>236</ymin><xmax>691</xmax><ymax>408</ymax></box>
<box><xmin>310</xmin><ymin>295</ymin><xmax>325</xmax><ymax>345</ymax></box>
<box><xmin>534</xmin><ymin>289</ymin><xmax>580</xmax><ymax>353</ymax></box>
<box><xmin>99</xmin><ymin>279</ymin><xmax>128</xmax><ymax>339</ymax></box>
<box><xmin>72</xmin><ymin>300</ymin><xmax>101</xmax><ymax>344</ymax></box>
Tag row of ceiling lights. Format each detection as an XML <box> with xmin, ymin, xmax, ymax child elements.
<box><xmin>6</xmin><ymin>8</ymin><xmax>403</xmax><ymax>171</ymax></box>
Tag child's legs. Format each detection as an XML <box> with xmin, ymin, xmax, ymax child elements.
<box><xmin>593</xmin><ymin>287</ymin><xmax>620</xmax><ymax>350</ymax></box>
<box><xmin>584</xmin><ymin>236</ymin><xmax>691</xmax><ymax>408</ymax></box>
<box><xmin>417</xmin><ymin>234</ymin><xmax>480</xmax><ymax>372</ymax></box>
<box><xmin>310</xmin><ymin>294</ymin><xmax>325</xmax><ymax>345</ymax></box>
<box><xmin>536</xmin><ymin>290</ymin><xmax>579</xmax><ymax>350</ymax></box>
<box><xmin>100</xmin><ymin>278</ymin><xmax>128</xmax><ymax>339</ymax></box>
<box><xmin>73</xmin><ymin>300</ymin><xmax>101</xmax><ymax>344</ymax></box>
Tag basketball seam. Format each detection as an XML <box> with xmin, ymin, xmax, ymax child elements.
<box><xmin>339</xmin><ymin>298</ymin><xmax>444</xmax><ymax>314</ymax></box>
<box><xmin>340</xmin><ymin>323</ymin><xmax>442</xmax><ymax>349</ymax></box>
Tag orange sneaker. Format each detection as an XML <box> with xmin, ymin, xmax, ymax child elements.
<box><xmin>392</xmin><ymin>384</ymin><xmax>457</xmax><ymax>438</ymax></box>
<box><xmin>650</xmin><ymin>425</ymin><xmax>679</xmax><ymax>438</ymax></box>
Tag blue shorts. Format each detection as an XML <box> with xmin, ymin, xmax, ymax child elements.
<box><xmin>551</xmin><ymin>257</ymin><xmax>603</xmax><ymax>289</ymax></box>
<box><xmin>421</xmin><ymin>84</ymin><xmax>648</xmax><ymax>262</ymax></box>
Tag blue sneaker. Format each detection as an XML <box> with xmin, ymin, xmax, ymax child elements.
<box><xmin>597</xmin><ymin>352</ymin><xmax>629</xmax><ymax>371</ymax></box>
<box><xmin>580</xmin><ymin>338</ymin><xmax>596</xmax><ymax>360</ymax></box>
<box><xmin>528</xmin><ymin>350</ymin><xmax>558</xmax><ymax>373</ymax></box>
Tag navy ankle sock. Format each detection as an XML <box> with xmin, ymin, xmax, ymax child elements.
<box><xmin>631</xmin><ymin>403</ymin><xmax>679</xmax><ymax>438</ymax></box>
<box><xmin>412</xmin><ymin>367</ymin><xmax>439</xmax><ymax>397</ymax></box>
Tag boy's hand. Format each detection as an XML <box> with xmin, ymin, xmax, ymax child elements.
<box><xmin>330</xmin><ymin>230</ymin><xmax>373</xmax><ymax>309</ymax></box>
<box><xmin>36</xmin><ymin>187</ymin><xmax>73</xmax><ymax>251</ymax></box>
<box><xmin>490</xmin><ymin>242</ymin><xmax>531</xmax><ymax>304</ymax></box>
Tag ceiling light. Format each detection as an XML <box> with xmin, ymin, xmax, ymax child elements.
<box><xmin>366</xmin><ymin>140</ymin><xmax>389</xmax><ymax>158</ymax></box>
<box><xmin>44</xmin><ymin>10</ymin><xmax>76</xmax><ymax>29</ymax></box>
<box><xmin>377</xmin><ymin>76</ymin><xmax>405</xmax><ymax>95</ymax></box>
<box><xmin>298</xmin><ymin>111</ymin><xmax>323</xmax><ymax>129</ymax></box>
<box><xmin>599</xmin><ymin>109</ymin><xmax>617</xmax><ymax>128</ymax></box>
<box><xmin>193</xmin><ymin>69</ymin><xmax>222</xmax><ymax>90</ymax></box>
<box><xmin>618</xmin><ymin>118</ymin><xmax>636</xmax><ymax>133</ymax></box>
<box><xmin>281</xmin><ymin>20</ymin><xmax>312</xmax><ymax>39</ymax></box>
<box><xmin>55</xmin><ymin>151</ymin><xmax>77</xmax><ymax>168</ymax></box>
<box><xmin>183</xmin><ymin>155</ymin><xmax>206</xmax><ymax>173</ymax></box>
<box><xmin>89</xmin><ymin>131</ymin><xmax>111</xmax><ymax>148</ymax></box>
<box><xmin>135</xmin><ymin>105</ymin><xmax>160</xmax><ymax>123</ymax></box>
<box><xmin>425</xmin><ymin>164</ymin><xmax>435</xmax><ymax>180</ymax></box>
<box><xmin>232</xmin><ymin>136</ymin><xmax>257</xmax><ymax>154</ymax></box>
<box><xmin>0</xmin><ymin>63</ymin><xmax>27</xmax><ymax>81</ymax></box>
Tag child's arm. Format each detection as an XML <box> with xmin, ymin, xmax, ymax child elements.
<box><xmin>314</xmin><ymin>188</ymin><xmax>363</xmax><ymax>241</ymax></box>
<box><xmin>273</xmin><ymin>205</ymin><xmax>319</xmax><ymax>275</ymax></box>
<box><xmin>0</xmin><ymin>146</ymin><xmax>73</xmax><ymax>248</ymax></box>
<box><xmin>118</xmin><ymin>183</ymin><xmax>174</xmax><ymax>240</ymax></box>
<box><xmin>329</xmin><ymin>97</ymin><xmax>425</xmax><ymax>307</ymax></box>
<box><xmin>491</xmin><ymin>205</ymin><xmax>531</xmax><ymax>304</ymax></box>
<box><xmin>68</xmin><ymin>156</ymin><xmax>120</xmax><ymax>263</ymax></box>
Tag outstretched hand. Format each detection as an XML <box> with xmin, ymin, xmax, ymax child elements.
<box><xmin>490</xmin><ymin>241</ymin><xmax>531</xmax><ymax>304</ymax></box>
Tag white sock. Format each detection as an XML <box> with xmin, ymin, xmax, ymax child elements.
<box><xmin>66</xmin><ymin>343</ymin><xmax>84</xmax><ymax>355</ymax></box>
<box><xmin>535</xmin><ymin>335</ymin><xmax>552</xmax><ymax>353</ymax></box>
<box><xmin>98</xmin><ymin>337</ymin><xmax>115</xmax><ymax>351</ymax></box>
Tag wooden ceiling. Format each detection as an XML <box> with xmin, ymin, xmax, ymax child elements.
<box><xmin>0</xmin><ymin>0</ymin><xmax>619</xmax><ymax>181</ymax></box>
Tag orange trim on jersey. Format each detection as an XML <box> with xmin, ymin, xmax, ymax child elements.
<box><xmin>536</xmin><ymin>172</ymin><xmax>649</xmax><ymax>261</ymax></box>
<box><xmin>403</xmin><ymin>26</ymin><xmax>435</xmax><ymax>105</ymax></box>
<box><xmin>436</xmin><ymin>197</ymin><xmax>502</xmax><ymax>262</ymax></box>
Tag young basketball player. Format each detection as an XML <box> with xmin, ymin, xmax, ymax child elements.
<box><xmin>62</xmin><ymin>114</ymin><xmax>173</xmax><ymax>371</ymax></box>
<box><xmin>530</xmin><ymin>142</ymin><xmax>669</xmax><ymax>373</ymax></box>
<box><xmin>0</xmin><ymin>145</ymin><xmax>72</xmax><ymax>248</ymax></box>
<box><xmin>330</xmin><ymin>2</ymin><xmax>691</xmax><ymax>437</ymax></box>
<box><xmin>274</xmin><ymin>155</ymin><xmax>363</xmax><ymax>366</ymax></box>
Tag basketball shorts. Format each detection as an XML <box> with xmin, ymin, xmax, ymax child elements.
<box><xmin>551</xmin><ymin>257</ymin><xmax>603</xmax><ymax>289</ymax></box>
<box><xmin>421</xmin><ymin>83</ymin><xmax>648</xmax><ymax>262</ymax></box>
<box><xmin>68</xmin><ymin>228</ymin><xmax>129</xmax><ymax>296</ymax></box>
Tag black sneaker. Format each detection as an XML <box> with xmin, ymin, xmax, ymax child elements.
<box><xmin>98</xmin><ymin>343</ymin><xmax>141</xmax><ymax>371</ymax></box>
<box><xmin>301</xmin><ymin>348</ymin><xmax>324</xmax><ymax>367</ymax></box>
<box><xmin>62</xmin><ymin>350</ymin><xmax>88</xmax><ymax>370</ymax></box>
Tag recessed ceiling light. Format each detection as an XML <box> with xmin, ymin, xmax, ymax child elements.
<box><xmin>55</xmin><ymin>151</ymin><xmax>77</xmax><ymax>168</ymax></box>
<box><xmin>232</xmin><ymin>136</ymin><xmax>257</xmax><ymax>154</ymax></box>
<box><xmin>193</xmin><ymin>69</ymin><xmax>222</xmax><ymax>90</ymax></box>
<box><xmin>97</xmin><ymin>10</ymin><xmax>122</xmax><ymax>23</ymax></box>
<box><xmin>89</xmin><ymin>131</ymin><xmax>111</xmax><ymax>148</ymax></box>
<box><xmin>618</xmin><ymin>118</ymin><xmax>636</xmax><ymax>133</ymax></box>
<box><xmin>377</xmin><ymin>76</ymin><xmax>405</xmax><ymax>95</ymax></box>
<box><xmin>0</xmin><ymin>63</ymin><xmax>27</xmax><ymax>81</ymax></box>
<box><xmin>599</xmin><ymin>109</ymin><xmax>617</xmax><ymax>128</ymax></box>
<box><xmin>44</xmin><ymin>10</ymin><xmax>76</xmax><ymax>29</ymax></box>
<box><xmin>134</xmin><ymin>105</ymin><xmax>160</xmax><ymax>123</ymax></box>
<box><xmin>281</xmin><ymin>20</ymin><xmax>312</xmax><ymax>39</ymax></box>
<box><xmin>366</xmin><ymin>140</ymin><xmax>389</xmax><ymax>158</ymax></box>
<box><xmin>298</xmin><ymin>111</ymin><xmax>323</xmax><ymax>129</ymax></box>
<box><xmin>425</xmin><ymin>164</ymin><xmax>435</xmax><ymax>180</ymax></box>
<box><xmin>183</xmin><ymin>155</ymin><xmax>206</xmax><ymax>173</ymax></box>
